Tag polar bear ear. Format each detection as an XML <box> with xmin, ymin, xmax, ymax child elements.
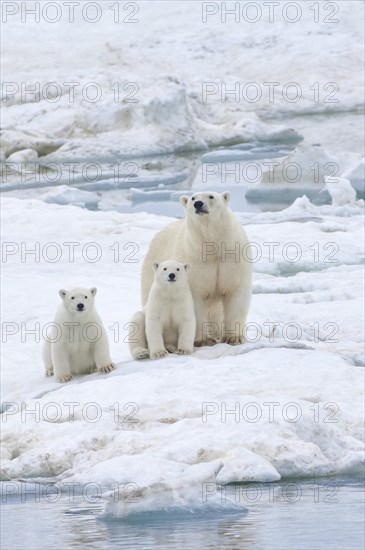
<box><xmin>184</xmin><ymin>264</ymin><xmax>190</xmax><ymax>271</ymax></box>
<box><xmin>222</xmin><ymin>191</ymin><xmax>231</xmax><ymax>204</ymax></box>
<box><xmin>152</xmin><ymin>262</ymin><xmax>159</xmax><ymax>271</ymax></box>
<box><xmin>180</xmin><ymin>195</ymin><xmax>189</xmax><ymax>208</ymax></box>
<box><xmin>90</xmin><ymin>287</ymin><xmax>97</xmax><ymax>296</ymax></box>
<box><xmin>59</xmin><ymin>289</ymin><xmax>67</xmax><ymax>300</ymax></box>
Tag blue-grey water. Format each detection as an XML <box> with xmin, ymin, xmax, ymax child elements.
<box><xmin>1</xmin><ymin>111</ymin><xmax>364</xmax><ymax>216</ymax></box>
<box><xmin>1</xmin><ymin>478</ymin><xmax>364</xmax><ymax>550</ymax></box>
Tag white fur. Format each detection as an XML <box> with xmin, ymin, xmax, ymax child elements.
<box><xmin>141</xmin><ymin>191</ymin><xmax>252</xmax><ymax>346</ymax></box>
<box><xmin>43</xmin><ymin>287</ymin><xmax>116</xmax><ymax>383</ymax></box>
<box><xmin>130</xmin><ymin>261</ymin><xmax>196</xmax><ymax>360</ymax></box>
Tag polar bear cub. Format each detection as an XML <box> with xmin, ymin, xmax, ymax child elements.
<box><xmin>129</xmin><ymin>261</ymin><xmax>196</xmax><ymax>360</ymax></box>
<box><xmin>43</xmin><ymin>287</ymin><xmax>116</xmax><ymax>383</ymax></box>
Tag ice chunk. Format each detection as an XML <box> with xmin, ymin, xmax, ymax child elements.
<box><xmin>40</xmin><ymin>185</ymin><xmax>99</xmax><ymax>209</ymax></box>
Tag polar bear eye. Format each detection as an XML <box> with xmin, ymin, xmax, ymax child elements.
<box><xmin>71</xmin><ymin>297</ymin><xmax>75</xmax><ymax>300</ymax></box>
<box><xmin>163</xmin><ymin>267</ymin><xmax>167</xmax><ymax>271</ymax></box>
<box><xmin>191</xmin><ymin>197</ymin><xmax>195</xmax><ymax>201</ymax></box>
<box><xmin>177</xmin><ymin>268</ymin><xmax>180</xmax><ymax>271</ymax></box>
<box><xmin>85</xmin><ymin>296</ymin><xmax>88</xmax><ymax>299</ymax></box>
<box><xmin>209</xmin><ymin>195</ymin><xmax>214</xmax><ymax>199</ymax></box>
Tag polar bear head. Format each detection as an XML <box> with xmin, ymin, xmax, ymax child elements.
<box><xmin>58</xmin><ymin>287</ymin><xmax>97</xmax><ymax>315</ymax></box>
<box><xmin>152</xmin><ymin>261</ymin><xmax>190</xmax><ymax>287</ymax></box>
<box><xmin>180</xmin><ymin>191</ymin><xmax>230</xmax><ymax>221</ymax></box>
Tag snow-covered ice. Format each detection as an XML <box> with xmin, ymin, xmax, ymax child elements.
<box><xmin>2</xmin><ymin>1</ymin><xmax>364</xmax><ymax>162</ymax></box>
<box><xmin>323</xmin><ymin>176</ymin><xmax>357</xmax><ymax>206</ymax></box>
<box><xmin>1</xmin><ymin>0</ymin><xmax>364</xmax><ymax>520</ymax></box>
<box><xmin>40</xmin><ymin>185</ymin><xmax>100</xmax><ymax>209</ymax></box>
<box><xmin>1</xmin><ymin>196</ymin><xmax>364</xmax><ymax>517</ymax></box>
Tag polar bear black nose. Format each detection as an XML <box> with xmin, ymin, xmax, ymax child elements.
<box><xmin>77</xmin><ymin>303</ymin><xmax>84</xmax><ymax>311</ymax></box>
<box><xmin>194</xmin><ymin>200</ymin><xmax>204</xmax><ymax>209</ymax></box>
<box><xmin>168</xmin><ymin>273</ymin><xmax>176</xmax><ymax>280</ymax></box>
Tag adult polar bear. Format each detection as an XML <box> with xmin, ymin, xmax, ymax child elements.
<box><xmin>142</xmin><ymin>191</ymin><xmax>252</xmax><ymax>346</ymax></box>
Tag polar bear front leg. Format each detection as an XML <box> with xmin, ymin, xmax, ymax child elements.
<box><xmin>146</xmin><ymin>318</ymin><xmax>168</xmax><ymax>359</ymax></box>
<box><xmin>52</xmin><ymin>345</ymin><xmax>73</xmax><ymax>383</ymax></box>
<box><xmin>93</xmin><ymin>335</ymin><xmax>116</xmax><ymax>374</ymax></box>
<box><xmin>129</xmin><ymin>311</ymin><xmax>149</xmax><ymax>360</ymax></box>
<box><xmin>222</xmin><ymin>287</ymin><xmax>250</xmax><ymax>345</ymax></box>
<box><xmin>43</xmin><ymin>341</ymin><xmax>54</xmax><ymax>376</ymax></box>
<box><xmin>176</xmin><ymin>320</ymin><xmax>195</xmax><ymax>355</ymax></box>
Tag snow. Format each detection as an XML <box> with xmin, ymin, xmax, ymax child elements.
<box><xmin>1</xmin><ymin>197</ymin><xmax>364</xmax><ymax>517</ymax></box>
<box><xmin>6</xmin><ymin>149</ymin><xmax>39</xmax><ymax>163</ymax></box>
<box><xmin>2</xmin><ymin>1</ymin><xmax>364</xmax><ymax>161</ymax></box>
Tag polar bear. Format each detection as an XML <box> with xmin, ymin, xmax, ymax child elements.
<box><xmin>43</xmin><ymin>287</ymin><xmax>116</xmax><ymax>383</ymax></box>
<box><xmin>141</xmin><ymin>191</ymin><xmax>252</xmax><ymax>346</ymax></box>
<box><xmin>129</xmin><ymin>261</ymin><xmax>196</xmax><ymax>360</ymax></box>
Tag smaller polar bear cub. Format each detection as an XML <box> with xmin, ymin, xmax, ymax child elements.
<box><xmin>43</xmin><ymin>287</ymin><xmax>116</xmax><ymax>383</ymax></box>
<box><xmin>129</xmin><ymin>261</ymin><xmax>196</xmax><ymax>360</ymax></box>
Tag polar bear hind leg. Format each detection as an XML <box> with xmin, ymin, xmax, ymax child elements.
<box><xmin>129</xmin><ymin>311</ymin><xmax>150</xmax><ymax>360</ymax></box>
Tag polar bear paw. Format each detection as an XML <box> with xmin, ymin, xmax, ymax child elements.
<box><xmin>45</xmin><ymin>367</ymin><xmax>54</xmax><ymax>377</ymax></box>
<box><xmin>150</xmin><ymin>349</ymin><xmax>168</xmax><ymax>359</ymax></box>
<box><xmin>176</xmin><ymin>348</ymin><xmax>193</xmax><ymax>355</ymax></box>
<box><xmin>98</xmin><ymin>363</ymin><xmax>116</xmax><ymax>374</ymax></box>
<box><xmin>222</xmin><ymin>335</ymin><xmax>244</xmax><ymax>345</ymax></box>
<box><xmin>86</xmin><ymin>365</ymin><xmax>98</xmax><ymax>374</ymax></box>
<box><xmin>58</xmin><ymin>374</ymin><xmax>73</xmax><ymax>383</ymax></box>
<box><xmin>134</xmin><ymin>348</ymin><xmax>150</xmax><ymax>360</ymax></box>
<box><xmin>194</xmin><ymin>337</ymin><xmax>218</xmax><ymax>347</ymax></box>
<box><xmin>165</xmin><ymin>344</ymin><xmax>177</xmax><ymax>353</ymax></box>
